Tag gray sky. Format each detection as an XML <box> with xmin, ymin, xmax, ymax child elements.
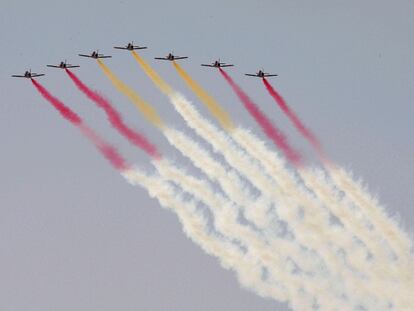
<box><xmin>1</xmin><ymin>1</ymin><xmax>413</xmax><ymax>310</ymax></box>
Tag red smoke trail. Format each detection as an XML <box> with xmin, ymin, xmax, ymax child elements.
<box><xmin>31</xmin><ymin>79</ymin><xmax>129</xmax><ymax>171</ymax></box>
<box><xmin>65</xmin><ymin>69</ymin><xmax>161</xmax><ymax>160</ymax></box>
<box><xmin>219</xmin><ymin>69</ymin><xmax>302</xmax><ymax>167</ymax></box>
<box><xmin>262</xmin><ymin>78</ymin><xmax>328</xmax><ymax>162</ymax></box>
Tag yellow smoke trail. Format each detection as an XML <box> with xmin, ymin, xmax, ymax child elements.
<box><xmin>173</xmin><ymin>62</ymin><xmax>235</xmax><ymax>131</ymax></box>
<box><xmin>131</xmin><ymin>51</ymin><xmax>173</xmax><ymax>95</ymax></box>
<box><xmin>95</xmin><ymin>58</ymin><xmax>258</xmax><ymax>216</ymax></box>
<box><xmin>97</xmin><ymin>59</ymin><xmax>164</xmax><ymax>129</ymax></box>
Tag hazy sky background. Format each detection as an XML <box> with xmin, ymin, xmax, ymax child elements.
<box><xmin>1</xmin><ymin>1</ymin><xmax>413</xmax><ymax>310</ymax></box>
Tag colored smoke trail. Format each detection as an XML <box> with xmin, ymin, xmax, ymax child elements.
<box><xmin>95</xmin><ymin>59</ymin><xmax>254</xmax><ymax>211</ymax></box>
<box><xmin>97</xmin><ymin>60</ymin><xmax>165</xmax><ymax>129</ymax></box>
<box><xmin>131</xmin><ymin>51</ymin><xmax>173</xmax><ymax>95</ymax></box>
<box><xmin>173</xmin><ymin>62</ymin><xmax>235</xmax><ymax>131</ymax></box>
<box><xmin>219</xmin><ymin>69</ymin><xmax>302</xmax><ymax>167</ymax></box>
<box><xmin>31</xmin><ymin>79</ymin><xmax>128</xmax><ymax>171</ymax></box>
<box><xmin>65</xmin><ymin>69</ymin><xmax>161</xmax><ymax>159</ymax></box>
<box><xmin>262</xmin><ymin>78</ymin><xmax>326</xmax><ymax>161</ymax></box>
<box><xmin>95</xmin><ymin>58</ymin><xmax>258</xmax><ymax>214</ymax></box>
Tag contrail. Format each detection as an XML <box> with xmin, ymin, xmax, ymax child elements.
<box><xmin>31</xmin><ymin>79</ymin><xmax>129</xmax><ymax>171</ymax></box>
<box><xmin>122</xmin><ymin>168</ymin><xmax>294</xmax><ymax>305</ymax></box>
<box><xmin>262</xmin><ymin>78</ymin><xmax>412</xmax><ymax>262</ymax></box>
<box><xmin>129</xmin><ymin>160</ymin><xmax>413</xmax><ymax>310</ymax></box>
<box><xmin>153</xmin><ymin>159</ymin><xmax>359</xmax><ymax>310</ymax></box>
<box><xmin>218</xmin><ymin>72</ymin><xmax>410</xmax><ymax>265</ymax></box>
<box><xmin>32</xmin><ymin>77</ymin><xmax>294</xmax><ymax>305</ymax></box>
<box><xmin>131</xmin><ymin>55</ymin><xmax>365</xmax><ymax>280</ymax></box>
<box><xmin>128</xmin><ymin>52</ymin><xmax>413</xmax><ymax>309</ymax></box>
<box><xmin>65</xmin><ymin>68</ymin><xmax>161</xmax><ymax>159</ymax></box>
<box><xmin>329</xmin><ymin>166</ymin><xmax>413</xmax><ymax>260</ymax></box>
<box><xmin>219</xmin><ymin>68</ymin><xmax>302</xmax><ymax>167</ymax></box>
<box><xmin>169</xmin><ymin>65</ymin><xmax>414</xmax><ymax>305</ymax></box>
<box><xmin>32</xmin><ymin>76</ymin><xmax>299</xmax><ymax>306</ymax></box>
<box><xmin>129</xmin><ymin>53</ymin><xmax>352</xmax><ymax>308</ymax></box>
<box><xmin>32</xmin><ymin>73</ymin><xmax>413</xmax><ymax>308</ymax></box>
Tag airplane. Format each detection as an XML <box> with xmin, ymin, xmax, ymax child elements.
<box><xmin>154</xmin><ymin>53</ymin><xmax>188</xmax><ymax>61</ymax></box>
<box><xmin>245</xmin><ymin>70</ymin><xmax>278</xmax><ymax>78</ymax></box>
<box><xmin>12</xmin><ymin>70</ymin><xmax>45</xmax><ymax>78</ymax></box>
<box><xmin>47</xmin><ymin>60</ymin><xmax>80</xmax><ymax>69</ymax></box>
<box><xmin>201</xmin><ymin>59</ymin><xmax>234</xmax><ymax>68</ymax></box>
<box><xmin>78</xmin><ymin>50</ymin><xmax>112</xmax><ymax>59</ymax></box>
<box><xmin>114</xmin><ymin>41</ymin><xmax>147</xmax><ymax>50</ymax></box>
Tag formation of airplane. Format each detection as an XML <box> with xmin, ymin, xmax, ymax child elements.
<box><xmin>201</xmin><ymin>60</ymin><xmax>233</xmax><ymax>68</ymax></box>
<box><xmin>47</xmin><ymin>60</ymin><xmax>79</xmax><ymax>69</ymax></box>
<box><xmin>114</xmin><ymin>42</ymin><xmax>147</xmax><ymax>51</ymax></box>
<box><xmin>245</xmin><ymin>70</ymin><xmax>278</xmax><ymax>78</ymax></box>
<box><xmin>12</xmin><ymin>70</ymin><xmax>45</xmax><ymax>79</ymax></box>
<box><xmin>155</xmin><ymin>53</ymin><xmax>188</xmax><ymax>61</ymax></box>
<box><xmin>79</xmin><ymin>50</ymin><xmax>112</xmax><ymax>59</ymax></box>
<box><xmin>13</xmin><ymin>45</ymin><xmax>279</xmax><ymax>80</ymax></box>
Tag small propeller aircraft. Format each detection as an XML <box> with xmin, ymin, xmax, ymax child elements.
<box><xmin>201</xmin><ymin>59</ymin><xmax>234</xmax><ymax>68</ymax></box>
<box><xmin>155</xmin><ymin>53</ymin><xmax>188</xmax><ymax>61</ymax></box>
<box><xmin>78</xmin><ymin>50</ymin><xmax>112</xmax><ymax>59</ymax></box>
<box><xmin>12</xmin><ymin>70</ymin><xmax>45</xmax><ymax>79</ymax></box>
<box><xmin>245</xmin><ymin>70</ymin><xmax>278</xmax><ymax>78</ymax></box>
<box><xmin>47</xmin><ymin>60</ymin><xmax>80</xmax><ymax>69</ymax></box>
<box><xmin>114</xmin><ymin>42</ymin><xmax>147</xmax><ymax>50</ymax></box>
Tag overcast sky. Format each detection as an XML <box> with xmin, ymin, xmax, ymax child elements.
<box><xmin>1</xmin><ymin>1</ymin><xmax>413</xmax><ymax>310</ymax></box>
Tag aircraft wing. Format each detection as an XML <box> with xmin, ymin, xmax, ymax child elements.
<box><xmin>97</xmin><ymin>55</ymin><xmax>112</xmax><ymax>58</ymax></box>
<box><xmin>154</xmin><ymin>57</ymin><xmax>169</xmax><ymax>60</ymax></box>
<box><xmin>66</xmin><ymin>65</ymin><xmax>80</xmax><ymax>68</ymax></box>
<box><xmin>201</xmin><ymin>64</ymin><xmax>214</xmax><ymax>67</ymax></box>
<box><xmin>31</xmin><ymin>74</ymin><xmax>45</xmax><ymax>77</ymax></box>
<box><xmin>174</xmin><ymin>56</ymin><xmax>188</xmax><ymax>60</ymax></box>
<box><xmin>11</xmin><ymin>75</ymin><xmax>26</xmax><ymax>78</ymax></box>
<box><xmin>221</xmin><ymin>64</ymin><xmax>234</xmax><ymax>67</ymax></box>
<box><xmin>79</xmin><ymin>54</ymin><xmax>93</xmax><ymax>58</ymax></box>
<box><xmin>133</xmin><ymin>46</ymin><xmax>147</xmax><ymax>50</ymax></box>
<box><xmin>47</xmin><ymin>65</ymin><xmax>60</xmax><ymax>68</ymax></box>
<box><xmin>245</xmin><ymin>74</ymin><xmax>259</xmax><ymax>77</ymax></box>
<box><xmin>114</xmin><ymin>46</ymin><xmax>128</xmax><ymax>50</ymax></box>
<box><xmin>264</xmin><ymin>74</ymin><xmax>278</xmax><ymax>77</ymax></box>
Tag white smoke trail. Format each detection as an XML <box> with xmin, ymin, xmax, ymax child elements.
<box><xmin>121</xmin><ymin>168</ymin><xmax>291</xmax><ymax>304</ymax></box>
<box><xmin>163</xmin><ymin>93</ymin><xmax>414</xmax><ymax>309</ymax></box>
<box><xmin>329</xmin><ymin>166</ymin><xmax>413</xmax><ymax>260</ymax></box>
<box><xmin>231</xmin><ymin>128</ymin><xmax>414</xmax><ymax>309</ymax></box>
<box><xmin>166</xmin><ymin>95</ymin><xmax>340</xmax><ymax>252</ymax></box>
<box><xmin>127</xmin><ymin>53</ymin><xmax>413</xmax><ymax>308</ymax></box>
<box><xmin>162</xmin><ymin>128</ymin><xmax>258</xmax><ymax>215</ymax></box>
<box><xmin>150</xmin><ymin>160</ymin><xmax>357</xmax><ymax>310</ymax></box>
